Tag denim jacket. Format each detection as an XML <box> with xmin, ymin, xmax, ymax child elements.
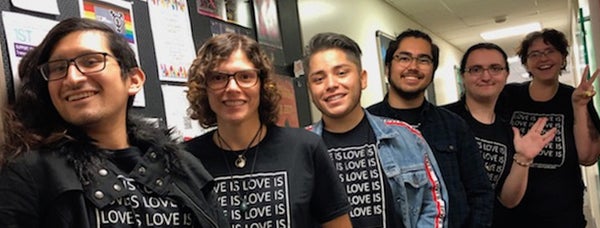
<box><xmin>309</xmin><ymin>110</ymin><xmax>448</xmax><ymax>228</ymax></box>
<box><xmin>369</xmin><ymin>99</ymin><xmax>494</xmax><ymax>228</ymax></box>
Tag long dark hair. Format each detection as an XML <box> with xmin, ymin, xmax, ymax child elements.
<box><xmin>0</xmin><ymin>18</ymin><xmax>147</xmax><ymax>175</ymax></box>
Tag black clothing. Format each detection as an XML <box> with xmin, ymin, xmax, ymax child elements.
<box><xmin>368</xmin><ymin>97</ymin><xmax>494</xmax><ymax>228</ymax></box>
<box><xmin>0</xmin><ymin>118</ymin><xmax>227</xmax><ymax>228</ymax></box>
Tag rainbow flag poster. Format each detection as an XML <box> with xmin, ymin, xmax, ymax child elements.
<box><xmin>80</xmin><ymin>0</ymin><xmax>136</xmax><ymax>46</ymax></box>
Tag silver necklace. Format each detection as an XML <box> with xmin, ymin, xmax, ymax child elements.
<box><xmin>216</xmin><ymin>125</ymin><xmax>262</xmax><ymax>168</ymax></box>
<box><xmin>215</xmin><ymin>125</ymin><xmax>263</xmax><ymax>212</ymax></box>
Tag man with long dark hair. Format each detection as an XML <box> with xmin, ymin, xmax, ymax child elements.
<box><xmin>0</xmin><ymin>18</ymin><xmax>227</xmax><ymax>227</ymax></box>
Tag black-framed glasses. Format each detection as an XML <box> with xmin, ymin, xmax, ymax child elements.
<box><xmin>38</xmin><ymin>52</ymin><xmax>116</xmax><ymax>81</ymax></box>
<box><xmin>206</xmin><ymin>69</ymin><xmax>260</xmax><ymax>90</ymax></box>
<box><xmin>465</xmin><ymin>65</ymin><xmax>506</xmax><ymax>76</ymax></box>
<box><xmin>392</xmin><ymin>53</ymin><xmax>433</xmax><ymax>67</ymax></box>
<box><xmin>526</xmin><ymin>48</ymin><xmax>558</xmax><ymax>61</ymax></box>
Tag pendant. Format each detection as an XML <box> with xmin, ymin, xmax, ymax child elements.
<box><xmin>240</xmin><ymin>198</ymin><xmax>249</xmax><ymax>212</ymax></box>
<box><xmin>235</xmin><ymin>155</ymin><xmax>246</xmax><ymax>168</ymax></box>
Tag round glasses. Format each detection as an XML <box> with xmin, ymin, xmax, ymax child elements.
<box><xmin>526</xmin><ymin>48</ymin><xmax>559</xmax><ymax>61</ymax></box>
<box><xmin>206</xmin><ymin>69</ymin><xmax>260</xmax><ymax>90</ymax></box>
<box><xmin>38</xmin><ymin>52</ymin><xmax>116</xmax><ymax>81</ymax></box>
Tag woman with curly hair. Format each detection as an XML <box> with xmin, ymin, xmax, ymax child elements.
<box><xmin>184</xmin><ymin>33</ymin><xmax>351</xmax><ymax>228</ymax></box>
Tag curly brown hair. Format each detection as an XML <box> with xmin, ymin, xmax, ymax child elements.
<box><xmin>517</xmin><ymin>28</ymin><xmax>569</xmax><ymax>72</ymax></box>
<box><xmin>187</xmin><ymin>33</ymin><xmax>280</xmax><ymax>128</ymax></box>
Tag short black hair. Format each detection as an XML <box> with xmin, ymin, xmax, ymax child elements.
<box><xmin>303</xmin><ymin>32</ymin><xmax>363</xmax><ymax>73</ymax></box>
<box><xmin>385</xmin><ymin>29</ymin><xmax>440</xmax><ymax>72</ymax></box>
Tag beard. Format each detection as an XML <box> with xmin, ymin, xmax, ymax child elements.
<box><xmin>388</xmin><ymin>71</ymin><xmax>430</xmax><ymax>101</ymax></box>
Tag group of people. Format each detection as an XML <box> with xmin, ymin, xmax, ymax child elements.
<box><xmin>0</xmin><ymin>16</ymin><xmax>598</xmax><ymax>228</ymax></box>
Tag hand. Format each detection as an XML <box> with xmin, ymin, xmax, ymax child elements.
<box><xmin>572</xmin><ymin>66</ymin><xmax>599</xmax><ymax>107</ymax></box>
<box><xmin>513</xmin><ymin>117</ymin><xmax>557</xmax><ymax>161</ymax></box>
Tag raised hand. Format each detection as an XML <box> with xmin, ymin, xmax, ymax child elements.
<box><xmin>513</xmin><ymin>117</ymin><xmax>557</xmax><ymax>162</ymax></box>
<box><xmin>572</xmin><ymin>66</ymin><xmax>599</xmax><ymax>107</ymax></box>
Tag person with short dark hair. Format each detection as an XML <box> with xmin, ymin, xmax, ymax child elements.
<box><xmin>495</xmin><ymin>28</ymin><xmax>600</xmax><ymax>227</ymax></box>
<box><xmin>443</xmin><ymin>42</ymin><xmax>557</xmax><ymax>226</ymax></box>
<box><xmin>368</xmin><ymin>29</ymin><xmax>494</xmax><ymax>227</ymax></box>
<box><xmin>0</xmin><ymin>18</ymin><xmax>227</xmax><ymax>227</ymax></box>
<box><xmin>304</xmin><ymin>32</ymin><xmax>447</xmax><ymax>228</ymax></box>
<box><xmin>184</xmin><ymin>33</ymin><xmax>352</xmax><ymax>228</ymax></box>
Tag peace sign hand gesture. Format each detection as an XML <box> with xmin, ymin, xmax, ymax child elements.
<box><xmin>572</xmin><ymin>66</ymin><xmax>599</xmax><ymax>107</ymax></box>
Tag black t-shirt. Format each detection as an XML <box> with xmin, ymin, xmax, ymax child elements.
<box><xmin>84</xmin><ymin>147</ymin><xmax>195</xmax><ymax>227</ymax></box>
<box><xmin>322</xmin><ymin>116</ymin><xmax>401</xmax><ymax>228</ymax></box>
<box><xmin>443</xmin><ymin>100</ymin><xmax>512</xmax><ymax>191</ymax></box>
<box><xmin>494</xmin><ymin>82</ymin><xmax>598</xmax><ymax>227</ymax></box>
<box><xmin>185</xmin><ymin>125</ymin><xmax>351</xmax><ymax>228</ymax></box>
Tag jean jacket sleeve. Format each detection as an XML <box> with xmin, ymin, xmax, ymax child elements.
<box><xmin>418</xmin><ymin>138</ymin><xmax>448</xmax><ymax>228</ymax></box>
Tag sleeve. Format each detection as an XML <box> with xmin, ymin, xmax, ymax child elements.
<box><xmin>418</xmin><ymin>140</ymin><xmax>448</xmax><ymax>228</ymax></box>
<box><xmin>457</xmin><ymin>121</ymin><xmax>494</xmax><ymax>228</ymax></box>
<box><xmin>309</xmin><ymin>137</ymin><xmax>351</xmax><ymax>223</ymax></box>
<box><xmin>0</xmin><ymin>161</ymin><xmax>41</xmax><ymax>227</ymax></box>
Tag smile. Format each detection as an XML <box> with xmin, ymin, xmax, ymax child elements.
<box><xmin>325</xmin><ymin>94</ymin><xmax>345</xmax><ymax>102</ymax></box>
<box><xmin>66</xmin><ymin>91</ymin><xmax>97</xmax><ymax>101</ymax></box>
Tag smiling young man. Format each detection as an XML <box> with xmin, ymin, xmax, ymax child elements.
<box><xmin>367</xmin><ymin>29</ymin><xmax>494</xmax><ymax>228</ymax></box>
<box><xmin>304</xmin><ymin>32</ymin><xmax>447</xmax><ymax>228</ymax></box>
<box><xmin>0</xmin><ymin>18</ymin><xmax>226</xmax><ymax>227</ymax></box>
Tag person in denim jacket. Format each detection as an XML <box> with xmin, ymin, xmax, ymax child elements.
<box><xmin>368</xmin><ymin>29</ymin><xmax>494</xmax><ymax>228</ymax></box>
<box><xmin>303</xmin><ymin>32</ymin><xmax>447</xmax><ymax>228</ymax></box>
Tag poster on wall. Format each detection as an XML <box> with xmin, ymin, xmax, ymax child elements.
<box><xmin>148</xmin><ymin>0</ymin><xmax>196</xmax><ymax>83</ymax></box>
<box><xmin>79</xmin><ymin>0</ymin><xmax>146</xmax><ymax>107</ymax></box>
<box><xmin>11</xmin><ymin>0</ymin><xmax>60</xmax><ymax>15</ymax></box>
<box><xmin>161</xmin><ymin>84</ymin><xmax>213</xmax><ymax>141</ymax></box>
<box><xmin>272</xmin><ymin>74</ymin><xmax>299</xmax><ymax>128</ymax></box>
<box><xmin>253</xmin><ymin>0</ymin><xmax>285</xmax><ymax>66</ymax></box>
<box><xmin>2</xmin><ymin>11</ymin><xmax>57</xmax><ymax>94</ymax></box>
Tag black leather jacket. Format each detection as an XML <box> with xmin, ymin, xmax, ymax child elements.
<box><xmin>0</xmin><ymin>119</ymin><xmax>228</xmax><ymax>228</ymax></box>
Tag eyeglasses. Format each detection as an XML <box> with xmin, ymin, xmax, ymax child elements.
<box><xmin>464</xmin><ymin>65</ymin><xmax>506</xmax><ymax>76</ymax></box>
<box><xmin>392</xmin><ymin>53</ymin><xmax>433</xmax><ymax>67</ymax></box>
<box><xmin>38</xmin><ymin>52</ymin><xmax>116</xmax><ymax>81</ymax></box>
<box><xmin>526</xmin><ymin>48</ymin><xmax>559</xmax><ymax>61</ymax></box>
<box><xmin>206</xmin><ymin>69</ymin><xmax>260</xmax><ymax>90</ymax></box>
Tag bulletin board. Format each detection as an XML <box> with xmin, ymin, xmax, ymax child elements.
<box><xmin>0</xmin><ymin>0</ymin><xmax>313</xmax><ymax>138</ymax></box>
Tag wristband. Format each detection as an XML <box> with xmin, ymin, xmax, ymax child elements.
<box><xmin>513</xmin><ymin>154</ymin><xmax>533</xmax><ymax>167</ymax></box>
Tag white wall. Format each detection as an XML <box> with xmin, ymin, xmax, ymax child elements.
<box><xmin>297</xmin><ymin>0</ymin><xmax>463</xmax><ymax>122</ymax></box>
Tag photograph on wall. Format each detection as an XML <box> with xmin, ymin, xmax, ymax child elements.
<box><xmin>272</xmin><ymin>74</ymin><xmax>299</xmax><ymax>128</ymax></box>
<box><xmin>253</xmin><ymin>0</ymin><xmax>285</xmax><ymax>66</ymax></box>
<box><xmin>197</xmin><ymin>0</ymin><xmax>225</xmax><ymax>19</ymax></box>
<box><xmin>2</xmin><ymin>11</ymin><xmax>57</xmax><ymax>95</ymax></box>
<box><xmin>148</xmin><ymin>0</ymin><xmax>196</xmax><ymax>83</ymax></box>
<box><xmin>197</xmin><ymin>0</ymin><xmax>252</xmax><ymax>28</ymax></box>
<box><xmin>209</xmin><ymin>18</ymin><xmax>253</xmax><ymax>37</ymax></box>
<box><xmin>79</xmin><ymin>0</ymin><xmax>145</xmax><ymax>107</ymax></box>
<box><xmin>375</xmin><ymin>30</ymin><xmax>394</xmax><ymax>95</ymax></box>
